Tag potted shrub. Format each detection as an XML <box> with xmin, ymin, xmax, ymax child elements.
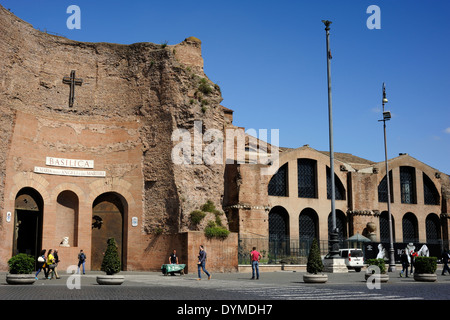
<box><xmin>303</xmin><ymin>239</ymin><xmax>328</xmax><ymax>283</ymax></box>
<box><xmin>96</xmin><ymin>238</ymin><xmax>124</xmax><ymax>285</ymax></box>
<box><xmin>365</xmin><ymin>258</ymin><xmax>389</xmax><ymax>283</ymax></box>
<box><xmin>413</xmin><ymin>256</ymin><xmax>437</xmax><ymax>282</ymax></box>
<box><xmin>6</xmin><ymin>253</ymin><xmax>36</xmax><ymax>285</ymax></box>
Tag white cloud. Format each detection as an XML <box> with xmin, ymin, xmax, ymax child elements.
<box><xmin>445</xmin><ymin>127</ymin><xmax>450</xmax><ymax>134</ymax></box>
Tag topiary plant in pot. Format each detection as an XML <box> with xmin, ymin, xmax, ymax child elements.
<box><xmin>413</xmin><ymin>256</ymin><xmax>437</xmax><ymax>282</ymax></box>
<box><xmin>96</xmin><ymin>238</ymin><xmax>124</xmax><ymax>285</ymax></box>
<box><xmin>6</xmin><ymin>253</ymin><xmax>36</xmax><ymax>285</ymax></box>
<box><xmin>303</xmin><ymin>238</ymin><xmax>328</xmax><ymax>283</ymax></box>
<box><xmin>365</xmin><ymin>258</ymin><xmax>389</xmax><ymax>283</ymax></box>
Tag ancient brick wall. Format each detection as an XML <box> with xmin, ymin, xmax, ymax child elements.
<box><xmin>0</xmin><ymin>5</ymin><xmax>231</xmax><ymax>271</ymax></box>
<box><xmin>132</xmin><ymin>232</ymin><xmax>238</xmax><ymax>273</ymax></box>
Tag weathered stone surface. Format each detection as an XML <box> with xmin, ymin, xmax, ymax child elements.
<box><xmin>0</xmin><ymin>5</ymin><xmax>232</xmax><ymax>271</ymax></box>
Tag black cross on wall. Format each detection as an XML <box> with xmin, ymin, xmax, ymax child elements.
<box><xmin>62</xmin><ymin>70</ymin><xmax>83</xmax><ymax>108</ymax></box>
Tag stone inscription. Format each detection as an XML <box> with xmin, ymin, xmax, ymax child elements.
<box><xmin>34</xmin><ymin>166</ymin><xmax>106</xmax><ymax>177</ymax></box>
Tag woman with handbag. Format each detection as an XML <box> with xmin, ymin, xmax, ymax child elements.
<box><xmin>46</xmin><ymin>249</ymin><xmax>56</xmax><ymax>280</ymax></box>
<box><xmin>35</xmin><ymin>249</ymin><xmax>47</xmax><ymax>280</ymax></box>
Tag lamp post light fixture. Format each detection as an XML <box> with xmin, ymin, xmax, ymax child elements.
<box><xmin>379</xmin><ymin>82</ymin><xmax>396</xmax><ymax>272</ymax></box>
<box><xmin>322</xmin><ymin>19</ymin><xmax>339</xmax><ymax>259</ymax></box>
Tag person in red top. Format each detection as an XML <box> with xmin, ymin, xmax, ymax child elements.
<box><xmin>250</xmin><ymin>247</ymin><xmax>261</xmax><ymax>280</ymax></box>
<box><xmin>410</xmin><ymin>250</ymin><xmax>418</xmax><ymax>274</ymax></box>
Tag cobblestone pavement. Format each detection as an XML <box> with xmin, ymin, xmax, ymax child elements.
<box><xmin>1</xmin><ymin>269</ymin><xmax>448</xmax><ymax>319</ymax></box>
<box><xmin>0</xmin><ymin>268</ymin><xmax>449</xmax><ymax>301</ymax></box>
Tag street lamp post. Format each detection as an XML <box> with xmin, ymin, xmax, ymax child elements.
<box><xmin>322</xmin><ymin>19</ymin><xmax>339</xmax><ymax>258</ymax></box>
<box><xmin>379</xmin><ymin>83</ymin><xmax>396</xmax><ymax>272</ymax></box>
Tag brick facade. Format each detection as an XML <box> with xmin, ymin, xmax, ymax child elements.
<box><xmin>231</xmin><ymin>144</ymin><xmax>450</xmax><ymax>249</ymax></box>
<box><xmin>0</xmin><ymin>6</ymin><xmax>448</xmax><ymax>274</ymax></box>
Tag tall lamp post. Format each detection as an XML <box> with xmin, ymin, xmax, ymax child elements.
<box><xmin>322</xmin><ymin>20</ymin><xmax>339</xmax><ymax>258</ymax></box>
<box><xmin>379</xmin><ymin>83</ymin><xmax>396</xmax><ymax>271</ymax></box>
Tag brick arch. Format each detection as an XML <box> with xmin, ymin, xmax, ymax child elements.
<box><xmin>86</xmin><ymin>178</ymin><xmax>135</xmax><ymax>206</ymax></box>
<box><xmin>51</xmin><ymin>183</ymin><xmax>86</xmax><ymax>204</ymax></box>
<box><xmin>376</xmin><ymin>167</ymin><xmax>393</xmax><ymax>186</ymax></box>
<box><xmin>9</xmin><ymin>172</ymin><xmax>50</xmax><ymax>203</ymax></box>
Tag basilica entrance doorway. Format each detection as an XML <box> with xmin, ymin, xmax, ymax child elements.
<box><xmin>91</xmin><ymin>192</ymin><xmax>126</xmax><ymax>270</ymax></box>
<box><xmin>13</xmin><ymin>188</ymin><xmax>44</xmax><ymax>261</ymax></box>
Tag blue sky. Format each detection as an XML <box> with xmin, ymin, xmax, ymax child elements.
<box><xmin>1</xmin><ymin>0</ymin><xmax>449</xmax><ymax>174</ymax></box>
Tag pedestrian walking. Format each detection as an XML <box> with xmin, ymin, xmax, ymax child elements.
<box><xmin>197</xmin><ymin>245</ymin><xmax>211</xmax><ymax>280</ymax></box>
<box><xmin>441</xmin><ymin>249</ymin><xmax>450</xmax><ymax>275</ymax></box>
<box><xmin>53</xmin><ymin>249</ymin><xmax>61</xmax><ymax>279</ymax></box>
<box><xmin>400</xmin><ymin>250</ymin><xmax>409</xmax><ymax>278</ymax></box>
<box><xmin>77</xmin><ymin>249</ymin><xmax>86</xmax><ymax>274</ymax></box>
<box><xmin>46</xmin><ymin>249</ymin><xmax>56</xmax><ymax>279</ymax></box>
<box><xmin>410</xmin><ymin>250</ymin><xmax>418</xmax><ymax>274</ymax></box>
<box><xmin>35</xmin><ymin>249</ymin><xmax>47</xmax><ymax>280</ymax></box>
<box><xmin>250</xmin><ymin>247</ymin><xmax>261</xmax><ymax>280</ymax></box>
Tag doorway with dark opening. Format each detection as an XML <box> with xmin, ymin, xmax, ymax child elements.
<box><xmin>13</xmin><ymin>188</ymin><xmax>44</xmax><ymax>263</ymax></box>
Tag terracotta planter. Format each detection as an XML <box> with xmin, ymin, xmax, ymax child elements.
<box><xmin>364</xmin><ymin>272</ymin><xmax>389</xmax><ymax>283</ymax></box>
<box><xmin>303</xmin><ymin>273</ymin><xmax>328</xmax><ymax>283</ymax></box>
<box><xmin>413</xmin><ymin>273</ymin><xmax>437</xmax><ymax>282</ymax></box>
<box><xmin>96</xmin><ymin>274</ymin><xmax>124</xmax><ymax>285</ymax></box>
<box><xmin>6</xmin><ymin>274</ymin><xmax>36</xmax><ymax>285</ymax></box>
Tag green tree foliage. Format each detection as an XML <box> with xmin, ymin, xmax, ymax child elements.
<box><xmin>366</xmin><ymin>258</ymin><xmax>386</xmax><ymax>274</ymax></box>
<box><xmin>8</xmin><ymin>253</ymin><xmax>34</xmax><ymax>274</ymax></box>
<box><xmin>101</xmin><ymin>238</ymin><xmax>121</xmax><ymax>275</ymax></box>
<box><xmin>306</xmin><ymin>238</ymin><xmax>323</xmax><ymax>274</ymax></box>
<box><xmin>190</xmin><ymin>210</ymin><xmax>206</xmax><ymax>225</ymax></box>
<box><xmin>414</xmin><ymin>256</ymin><xmax>437</xmax><ymax>274</ymax></box>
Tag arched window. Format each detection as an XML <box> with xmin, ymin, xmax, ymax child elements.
<box><xmin>402</xmin><ymin>212</ymin><xmax>418</xmax><ymax>243</ymax></box>
<box><xmin>378</xmin><ymin>171</ymin><xmax>393</xmax><ymax>203</ymax></box>
<box><xmin>326</xmin><ymin>167</ymin><xmax>346</xmax><ymax>200</ymax></box>
<box><xmin>423</xmin><ymin>173</ymin><xmax>440</xmax><ymax>205</ymax></box>
<box><xmin>268</xmin><ymin>206</ymin><xmax>290</xmax><ymax>258</ymax></box>
<box><xmin>328</xmin><ymin>210</ymin><xmax>347</xmax><ymax>241</ymax></box>
<box><xmin>268</xmin><ymin>163</ymin><xmax>288</xmax><ymax>197</ymax></box>
<box><xmin>268</xmin><ymin>206</ymin><xmax>289</xmax><ymax>241</ymax></box>
<box><xmin>425</xmin><ymin>213</ymin><xmax>441</xmax><ymax>244</ymax></box>
<box><xmin>299</xmin><ymin>208</ymin><xmax>319</xmax><ymax>242</ymax></box>
<box><xmin>400</xmin><ymin>166</ymin><xmax>417</xmax><ymax>204</ymax></box>
<box><xmin>379</xmin><ymin>211</ymin><xmax>395</xmax><ymax>243</ymax></box>
<box><xmin>297</xmin><ymin>159</ymin><xmax>317</xmax><ymax>198</ymax></box>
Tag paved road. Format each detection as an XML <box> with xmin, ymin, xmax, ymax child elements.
<box><xmin>1</xmin><ymin>269</ymin><xmax>449</xmax><ymax>301</ymax></box>
<box><xmin>1</xmin><ymin>270</ymin><xmax>448</xmax><ymax>318</ymax></box>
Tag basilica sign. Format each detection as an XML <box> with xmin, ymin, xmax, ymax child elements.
<box><xmin>46</xmin><ymin>157</ymin><xmax>94</xmax><ymax>169</ymax></box>
<box><xmin>34</xmin><ymin>157</ymin><xmax>105</xmax><ymax>177</ymax></box>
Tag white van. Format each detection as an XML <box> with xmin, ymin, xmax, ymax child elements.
<box><xmin>339</xmin><ymin>249</ymin><xmax>364</xmax><ymax>272</ymax></box>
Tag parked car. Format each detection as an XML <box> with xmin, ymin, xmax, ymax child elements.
<box><xmin>339</xmin><ymin>248</ymin><xmax>364</xmax><ymax>272</ymax></box>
